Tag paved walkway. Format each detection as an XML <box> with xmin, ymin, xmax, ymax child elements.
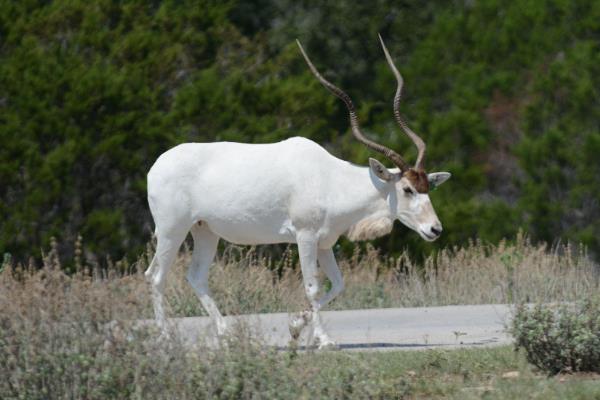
<box><xmin>165</xmin><ymin>304</ymin><xmax>513</xmax><ymax>351</ymax></box>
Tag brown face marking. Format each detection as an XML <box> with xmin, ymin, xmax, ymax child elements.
<box><xmin>404</xmin><ymin>169</ymin><xmax>429</xmax><ymax>193</ymax></box>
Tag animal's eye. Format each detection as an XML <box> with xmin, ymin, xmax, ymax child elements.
<box><xmin>403</xmin><ymin>187</ymin><xmax>414</xmax><ymax>195</ymax></box>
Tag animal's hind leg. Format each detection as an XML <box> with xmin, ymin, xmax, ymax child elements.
<box><xmin>186</xmin><ymin>222</ymin><xmax>226</xmax><ymax>335</ymax></box>
<box><xmin>145</xmin><ymin>226</ymin><xmax>189</xmax><ymax>335</ymax></box>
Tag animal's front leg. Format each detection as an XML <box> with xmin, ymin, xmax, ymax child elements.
<box><xmin>316</xmin><ymin>248</ymin><xmax>344</xmax><ymax>310</ymax></box>
<box><xmin>292</xmin><ymin>233</ymin><xmax>335</xmax><ymax>349</ymax></box>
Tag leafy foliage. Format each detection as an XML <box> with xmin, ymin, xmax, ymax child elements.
<box><xmin>512</xmin><ymin>299</ymin><xmax>600</xmax><ymax>375</ymax></box>
<box><xmin>1</xmin><ymin>0</ymin><xmax>599</xmax><ymax>263</ymax></box>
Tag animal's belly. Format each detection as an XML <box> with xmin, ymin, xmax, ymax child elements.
<box><xmin>204</xmin><ymin>218</ymin><xmax>297</xmax><ymax>245</ymax></box>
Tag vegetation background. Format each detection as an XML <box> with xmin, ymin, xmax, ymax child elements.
<box><xmin>1</xmin><ymin>0</ymin><xmax>599</xmax><ymax>265</ymax></box>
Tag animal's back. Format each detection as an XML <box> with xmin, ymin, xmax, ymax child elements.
<box><xmin>147</xmin><ymin>137</ymin><xmax>338</xmax><ymax>244</ymax></box>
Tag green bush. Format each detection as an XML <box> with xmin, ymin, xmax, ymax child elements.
<box><xmin>511</xmin><ymin>299</ymin><xmax>600</xmax><ymax>375</ymax></box>
<box><xmin>1</xmin><ymin>0</ymin><xmax>599</xmax><ymax>264</ymax></box>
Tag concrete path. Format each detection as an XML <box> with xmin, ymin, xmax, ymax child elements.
<box><xmin>166</xmin><ymin>304</ymin><xmax>513</xmax><ymax>351</ymax></box>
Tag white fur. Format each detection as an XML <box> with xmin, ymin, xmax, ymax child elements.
<box><xmin>144</xmin><ymin>136</ymin><xmax>449</xmax><ymax>347</ymax></box>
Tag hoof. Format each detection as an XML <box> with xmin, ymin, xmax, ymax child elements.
<box><xmin>316</xmin><ymin>337</ymin><xmax>339</xmax><ymax>350</ymax></box>
<box><xmin>216</xmin><ymin>322</ymin><xmax>228</xmax><ymax>337</ymax></box>
<box><xmin>156</xmin><ymin>330</ymin><xmax>172</xmax><ymax>343</ymax></box>
<box><xmin>288</xmin><ymin>310</ymin><xmax>310</xmax><ymax>340</ymax></box>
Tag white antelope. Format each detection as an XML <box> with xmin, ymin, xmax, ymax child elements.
<box><xmin>145</xmin><ymin>36</ymin><xmax>450</xmax><ymax>348</ymax></box>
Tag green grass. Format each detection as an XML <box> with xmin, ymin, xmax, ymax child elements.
<box><xmin>307</xmin><ymin>346</ymin><xmax>600</xmax><ymax>399</ymax></box>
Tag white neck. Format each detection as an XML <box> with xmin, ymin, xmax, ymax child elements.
<box><xmin>327</xmin><ymin>161</ymin><xmax>396</xmax><ymax>241</ymax></box>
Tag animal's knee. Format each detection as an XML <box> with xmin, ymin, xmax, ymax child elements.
<box><xmin>186</xmin><ymin>269</ymin><xmax>209</xmax><ymax>294</ymax></box>
<box><xmin>144</xmin><ymin>257</ymin><xmax>157</xmax><ymax>282</ymax></box>
<box><xmin>331</xmin><ymin>277</ymin><xmax>344</xmax><ymax>297</ymax></box>
<box><xmin>185</xmin><ymin>268</ymin><xmax>195</xmax><ymax>284</ymax></box>
<box><xmin>151</xmin><ymin>271</ymin><xmax>168</xmax><ymax>292</ymax></box>
<box><xmin>304</xmin><ymin>280</ymin><xmax>319</xmax><ymax>300</ymax></box>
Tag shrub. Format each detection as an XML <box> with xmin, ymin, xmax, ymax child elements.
<box><xmin>511</xmin><ymin>298</ymin><xmax>600</xmax><ymax>375</ymax></box>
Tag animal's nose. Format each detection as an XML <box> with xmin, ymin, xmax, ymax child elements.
<box><xmin>430</xmin><ymin>225</ymin><xmax>443</xmax><ymax>237</ymax></box>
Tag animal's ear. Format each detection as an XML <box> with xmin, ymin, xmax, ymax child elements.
<box><xmin>369</xmin><ymin>158</ymin><xmax>394</xmax><ymax>181</ymax></box>
<box><xmin>428</xmin><ymin>172</ymin><xmax>451</xmax><ymax>190</ymax></box>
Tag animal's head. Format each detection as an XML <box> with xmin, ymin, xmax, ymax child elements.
<box><xmin>298</xmin><ymin>34</ymin><xmax>451</xmax><ymax>241</ymax></box>
<box><xmin>369</xmin><ymin>159</ymin><xmax>450</xmax><ymax>241</ymax></box>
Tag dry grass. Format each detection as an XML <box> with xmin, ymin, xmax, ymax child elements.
<box><xmin>1</xmin><ymin>236</ymin><xmax>598</xmax><ymax>399</ymax></box>
<box><xmin>2</xmin><ymin>234</ymin><xmax>598</xmax><ymax>320</ymax></box>
<box><xmin>163</xmin><ymin>234</ymin><xmax>599</xmax><ymax>316</ymax></box>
